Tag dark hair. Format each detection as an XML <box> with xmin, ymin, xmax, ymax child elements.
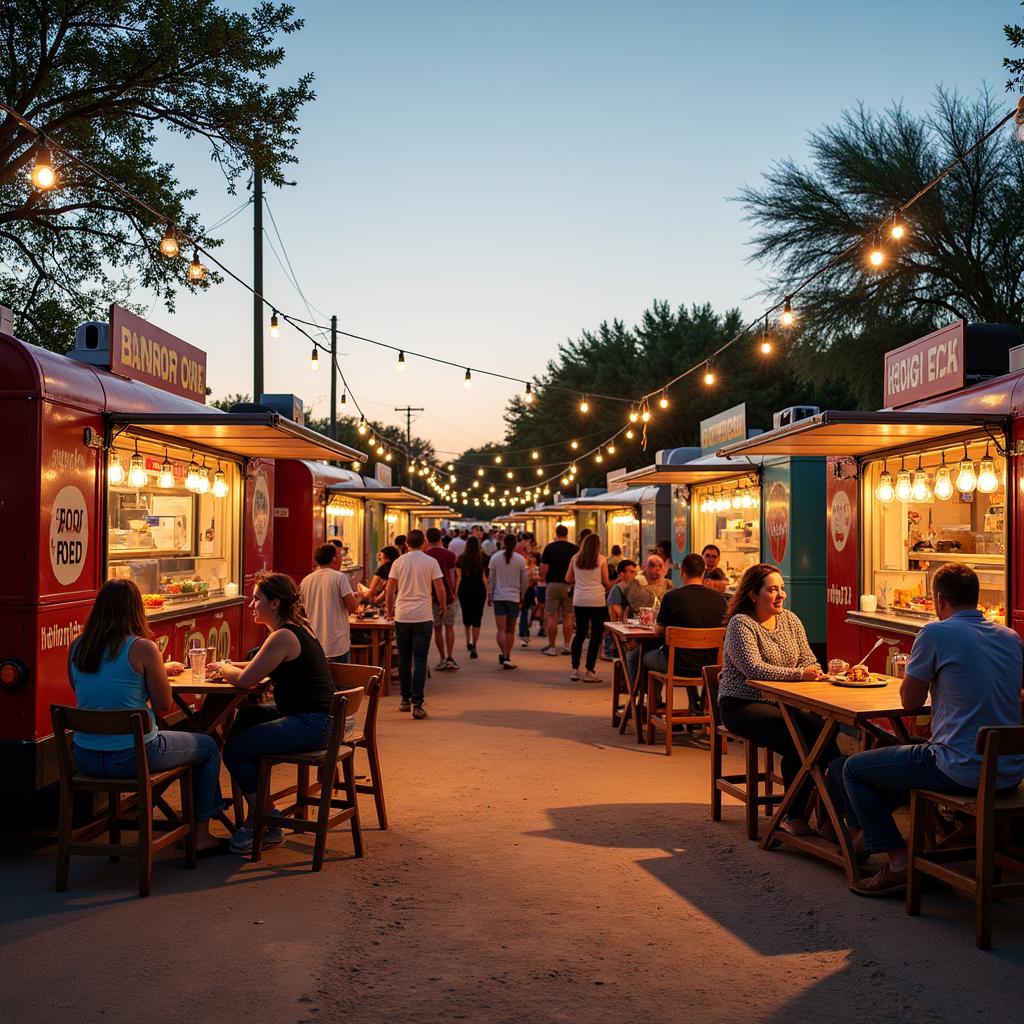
<box><xmin>254</xmin><ymin>572</ymin><xmax>311</xmax><ymax>629</ymax></box>
<box><xmin>705</xmin><ymin>567</ymin><xmax>727</xmax><ymax>581</ymax></box>
<box><xmin>425</xmin><ymin>526</ymin><xmax>441</xmax><ymax>544</ymax></box>
<box><xmin>555</xmin><ymin>524</ymin><xmax>569</xmax><ymax>537</ymax></box>
<box><xmin>617</xmin><ymin>559</ymin><xmax>637</xmax><ymax>574</ymax></box>
<box><xmin>461</xmin><ymin>534</ymin><xmax>483</xmax><ymax>575</ymax></box>
<box><xmin>407</xmin><ymin>529</ymin><xmax>426</xmax><ymax>549</ymax></box>
<box><xmin>72</xmin><ymin>579</ymin><xmax>151</xmax><ymax>674</ymax></box>
<box><xmin>314</xmin><ymin>543</ymin><xmax>336</xmax><ymax>566</ymax></box>
<box><xmin>576</xmin><ymin>532</ymin><xmax>601</xmax><ymax>570</ymax></box>
<box><xmin>380</xmin><ymin>545</ymin><xmax>399</xmax><ymax>563</ymax></box>
<box><xmin>579</xmin><ymin>528</ymin><xmax>592</xmax><ymax>540</ymax></box>
<box><xmin>932</xmin><ymin>562</ymin><xmax>979</xmax><ymax>608</ymax></box>
<box><xmin>702</xmin><ymin>544</ymin><xmax>721</xmax><ymax>557</ymax></box>
<box><xmin>682</xmin><ymin>553</ymin><xmax>706</xmax><ymax>579</ymax></box>
<box><xmin>394</xmin><ymin>534</ymin><xmax>408</xmax><ymax>550</ymax></box>
<box><xmin>502</xmin><ymin>533</ymin><xmax>517</xmax><ymax>563</ymax></box>
<box><xmin>329</xmin><ymin>538</ymin><xmax>344</xmax><ymax>550</ymax></box>
<box><xmin>725</xmin><ymin>563</ymin><xmax>781</xmax><ymax>623</ymax></box>
<box><xmin>611</xmin><ymin>545</ymin><xmax>622</xmax><ymax>556</ymax></box>
<box><xmin>657</xmin><ymin>539</ymin><xmax>672</xmax><ymax>558</ymax></box>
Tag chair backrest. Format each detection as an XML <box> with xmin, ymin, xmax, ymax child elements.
<box><xmin>327</xmin><ymin>664</ymin><xmax>382</xmax><ymax>739</ymax></box>
<box><xmin>50</xmin><ymin>704</ymin><xmax>151</xmax><ymax>785</ymax></box>
<box><xmin>976</xmin><ymin>726</ymin><xmax>1024</xmax><ymax>817</ymax></box>
<box><xmin>663</xmin><ymin>627</ymin><xmax>725</xmax><ymax>681</ymax></box>
<box><xmin>702</xmin><ymin>665</ymin><xmax>723</xmax><ymax>729</ymax></box>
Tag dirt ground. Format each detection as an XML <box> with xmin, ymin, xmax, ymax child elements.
<box><xmin>2</xmin><ymin>627</ymin><xmax>1023</xmax><ymax>1023</ymax></box>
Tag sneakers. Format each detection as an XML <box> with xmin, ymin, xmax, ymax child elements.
<box><xmin>468</xmin><ymin>643</ymin><xmax>479</xmax><ymax>659</ymax></box>
<box><xmin>583</xmin><ymin>671</ymin><xmax>602</xmax><ymax>683</ymax></box>
<box><xmin>446</xmin><ymin>657</ymin><xmax>459</xmax><ymax>671</ymax></box>
<box><xmin>519</xmin><ymin>637</ymin><xmax>530</xmax><ymax>648</ymax></box>
<box><xmin>230</xmin><ymin>824</ymin><xmax>285</xmax><ymax>855</ymax></box>
<box><xmin>502</xmin><ymin>660</ymin><xmax>518</xmax><ymax>670</ymax></box>
<box><xmin>398</xmin><ymin>700</ymin><xmax>411</xmax><ymax>712</ymax></box>
<box><xmin>570</xmin><ymin>668</ymin><xmax>581</xmax><ymax>681</ymax></box>
<box><xmin>541</xmin><ymin>646</ymin><xmax>558</xmax><ymax>657</ymax></box>
<box><xmin>412</xmin><ymin>705</ymin><xmax>428</xmax><ymax>719</ymax></box>
<box><xmin>849</xmin><ymin>864</ymin><xmax>907</xmax><ymax>897</ymax></box>
<box><xmin>560</xmin><ymin>646</ymin><xmax>572</xmax><ymax>655</ymax></box>
<box><xmin>434</xmin><ymin>658</ymin><xmax>449</xmax><ymax>671</ymax></box>
<box><xmin>498</xmin><ymin>653</ymin><xmax>506</xmax><ymax>665</ymax></box>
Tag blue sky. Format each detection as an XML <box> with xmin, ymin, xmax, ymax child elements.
<box><xmin>141</xmin><ymin>1</ymin><xmax>1015</xmax><ymax>454</ymax></box>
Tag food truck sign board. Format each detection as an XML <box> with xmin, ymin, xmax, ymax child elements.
<box><xmin>883</xmin><ymin>320</ymin><xmax>964</xmax><ymax>409</ymax></box>
<box><xmin>700</xmin><ymin>403</ymin><xmax>746</xmax><ymax>456</ymax></box>
<box><xmin>110</xmin><ymin>304</ymin><xmax>208</xmax><ymax>403</ymax></box>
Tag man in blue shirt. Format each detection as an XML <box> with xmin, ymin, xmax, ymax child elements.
<box><xmin>841</xmin><ymin>563</ymin><xmax>1024</xmax><ymax>897</ymax></box>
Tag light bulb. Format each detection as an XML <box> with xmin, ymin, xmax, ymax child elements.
<box><xmin>780</xmin><ymin>297</ymin><xmax>795</xmax><ymax>327</ymax></box>
<box><xmin>128</xmin><ymin>452</ymin><xmax>148</xmax><ymax>489</ymax></box>
<box><xmin>956</xmin><ymin>458</ymin><xmax>977</xmax><ymax>493</ymax></box>
<box><xmin>625</xmin><ymin>428</ymin><xmax>634</xmax><ymax>440</ymax></box>
<box><xmin>309</xmin><ymin>348</ymin><xmax>319</xmax><ymax>371</ymax></box>
<box><xmin>494</xmin><ymin>454</ymin><xmax>502</xmax><ymax>464</ymax></box>
<box><xmin>760</xmin><ymin>338</ymin><xmax>772</xmax><ymax>355</ymax></box>
<box><xmin>352</xmin><ymin>461</ymin><xmax>361</xmax><ymax>472</ymax></box>
<box><xmin>561</xmin><ymin>477</ymin><xmax>569</xmax><ymax>486</ymax></box>
<box><xmin>108</xmin><ymin>452</ymin><xmax>125</xmax><ymax>485</ymax></box>
<box><xmin>524</xmin><ymin>382</ymin><xmax>534</xmax><ymax>404</ymax></box>
<box><xmin>340</xmin><ymin>392</ymin><xmax>347</xmax><ymax>405</ymax></box>
<box><xmin>159</xmin><ymin>223</ymin><xmax>180</xmax><ymax>258</ymax></box>
<box><xmin>357</xmin><ymin>418</ymin><xmax>367</xmax><ymax>435</ymax></box>
<box><xmin>188</xmin><ymin>249</ymin><xmax>206</xmax><ymax>282</ymax></box>
<box><xmin>607</xmin><ymin>444</ymin><xmax>616</xmax><ymax>455</ymax></box>
<box><xmin>397</xmin><ymin>350</ymin><xmax>406</xmax><ymax>372</ymax></box>
<box><xmin>891</xmin><ymin>216</ymin><xmax>908</xmax><ymax>241</ymax></box>
<box><xmin>595</xmin><ymin>451</ymin><xmax>603</xmax><ymax>464</ymax></box>
<box><xmin>506</xmin><ymin>470</ymin><xmax>513</xmax><ymax>479</ymax></box>
<box><xmin>196</xmin><ymin>466</ymin><xmax>211</xmax><ymax>495</ymax></box>
<box><xmin>536</xmin><ymin>467</ymin><xmax>544</xmax><ymax>476</ymax></box>
<box><xmin>464</xmin><ymin>368</ymin><xmax>472</xmax><ymax>388</ymax></box>
<box><xmin>376</xmin><ymin>445</ymin><xmax>385</xmax><ymax>456</ymax></box>
<box><xmin>629</xmin><ymin>408</ymin><xmax>639</xmax><ymax>424</ymax></box>
<box><xmin>570</xmin><ymin>440</ymin><xmax>578</xmax><ymax>450</ymax></box>
<box><xmin>911</xmin><ymin>470</ymin><xmax>931</xmax><ymax>503</ymax></box>
<box><xmin>531</xmin><ymin>450</ymin><xmax>539</xmax><ymax>460</ymax></box>
<box><xmin>385</xmin><ymin>452</ymin><xmax>393</xmax><ymax>462</ymax></box>
<box><xmin>658</xmin><ymin>392</ymin><xmax>669</xmax><ymax>410</ymax></box>
<box><xmin>269</xmin><ymin>311</ymin><xmax>279</xmax><ymax>338</ymax></box>
<box><xmin>933</xmin><ymin>466</ymin><xmax>953</xmax><ymax>500</ymax></box>
<box><xmin>976</xmin><ymin>459</ymin><xmax>998</xmax><ymax>494</ymax></box>
<box><xmin>641</xmin><ymin>407</ymin><xmax>651</xmax><ymax>423</ymax></box>
<box><xmin>703</xmin><ymin>366</ymin><xmax>716</xmax><ymax>386</ymax></box>
<box><xmin>875</xmin><ymin>470</ymin><xmax>895</xmax><ymax>504</ymax></box>
<box><xmin>185</xmin><ymin>461</ymin><xmax>201</xmax><ymax>491</ymax></box>
<box><xmin>158</xmin><ymin>459</ymin><xmax>175</xmax><ymax>489</ymax></box>
<box><xmin>869</xmin><ymin>244</ymin><xmax>885</xmax><ymax>267</ymax></box>
<box><xmin>477</xmin><ymin>467</ymin><xmax>485</xmax><ymax>476</ymax></box>
<box><xmin>212</xmin><ymin>469</ymin><xmax>229</xmax><ymax>498</ymax></box>
<box><xmin>731</xmin><ymin>492</ymin><xmax>742</xmax><ymax>509</ymax></box>
<box><xmin>30</xmin><ymin>142</ymin><xmax>56</xmax><ymax>190</ymax></box>
<box><xmin>579</xmin><ymin>397</ymin><xmax>589</xmax><ymax>414</ymax></box>
<box><xmin>895</xmin><ymin>469</ymin><xmax>913</xmax><ymax>502</ymax></box>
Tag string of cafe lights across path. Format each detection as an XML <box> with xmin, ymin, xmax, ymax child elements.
<box><xmin>6</xmin><ymin>97</ymin><xmax>1024</xmax><ymax>510</ymax></box>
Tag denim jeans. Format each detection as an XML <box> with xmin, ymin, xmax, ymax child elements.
<box><xmin>395</xmin><ymin>620</ymin><xmax>433</xmax><ymax>705</ymax></box>
<box><xmin>327</xmin><ymin>652</ymin><xmax>351</xmax><ymax>664</ymax></box>
<box><xmin>626</xmin><ymin>645</ymin><xmax>702</xmax><ymax>709</ymax></box>
<box><xmin>73</xmin><ymin>731</ymin><xmax>224</xmax><ymax>822</ymax></box>
<box><xmin>222</xmin><ymin>703</ymin><xmax>333</xmax><ymax>795</ymax></box>
<box><xmin>838</xmin><ymin>743</ymin><xmax>977</xmax><ymax>854</ymax></box>
<box><xmin>571</xmin><ymin>605</ymin><xmax>607</xmax><ymax>671</ymax></box>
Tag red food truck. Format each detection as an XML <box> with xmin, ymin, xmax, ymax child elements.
<box><xmin>0</xmin><ymin>306</ymin><xmax>362</xmax><ymax>792</ymax></box>
<box><xmin>716</xmin><ymin>320</ymin><xmax>1022</xmax><ymax>674</ymax></box>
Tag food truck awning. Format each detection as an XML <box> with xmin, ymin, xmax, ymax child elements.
<box><xmin>326</xmin><ymin>483</ymin><xmax>433</xmax><ymax>505</ymax></box>
<box><xmin>715</xmin><ymin>410</ymin><xmax>1008</xmax><ymax>460</ymax></box>
<box><xmin>107</xmin><ymin>411</ymin><xmax>365</xmax><ymax>462</ymax></box>
<box><xmin>556</xmin><ymin>485</ymin><xmax>659</xmax><ymax>511</ymax></box>
<box><xmin>620</xmin><ymin>456</ymin><xmax>760</xmax><ymax>487</ymax></box>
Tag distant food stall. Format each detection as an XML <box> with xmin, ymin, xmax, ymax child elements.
<box><xmin>556</xmin><ymin>483</ymin><xmax>665</xmax><ymax>563</ymax></box>
<box><xmin>0</xmin><ymin>306</ymin><xmax>363</xmax><ymax>791</ymax></box>
<box><xmin>717</xmin><ymin>321</ymin><xmax>1018</xmax><ymax>672</ymax></box>
<box><xmin>494</xmin><ymin>503</ymin><xmax>573</xmax><ymax>547</ymax></box>
<box><xmin>414</xmin><ymin>505</ymin><xmax>460</xmax><ymax>533</ymax></box>
<box><xmin>326</xmin><ymin>480</ymin><xmax>432</xmax><ymax>560</ymax></box>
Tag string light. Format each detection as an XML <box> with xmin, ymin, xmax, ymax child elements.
<box><xmin>640</xmin><ymin>405</ymin><xmax>651</xmax><ymax>423</ymax></box>
<box><xmin>911</xmin><ymin>456</ymin><xmax>931</xmax><ymax>502</ymax></box>
<box><xmin>780</xmin><ymin>296</ymin><xmax>795</xmax><ymax>327</ymax></box>
<box><xmin>536</xmin><ymin>467</ymin><xmax>544</xmax><ymax>476</ymax></box>
<box><xmin>494</xmin><ymin>454</ymin><xmax>502</xmax><ymax>464</ymax></box>
<box><xmin>212</xmin><ymin>463</ymin><xmax>229</xmax><ymax>498</ymax></box>
<box><xmin>187</xmin><ymin>249</ymin><xmax>206</xmax><ymax>283</ymax></box>
<box><xmin>579</xmin><ymin>396</ymin><xmax>589</xmax><ymax>414</ymax></box>
<box><xmin>357</xmin><ymin>417</ymin><xmax>367</xmax><ymax>435</ymax></box>
<box><xmin>607</xmin><ymin>443</ymin><xmax>616</xmax><ymax>455</ymax></box>
<box><xmin>531</xmin><ymin>450</ymin><xmax>539</xmax><ymax>460</ymax></box>
<box><xmin>340</xmin><ymin>391</ymin><xmax>347</xmax><ymax>405</ymax></box>
<box><xmin>760</xmin><ymin>316</ymin><xmax>772</xmax><ymax>355</ymax></box>
<box><xmin>703</xmin><ymin>362</ymin><xmax>715</xmax><ymax>387</ymax></box>
<box><xmin>477</xmin><ymin>467</ymin><xmax>485</xmax><ymax>476</ymax></box>
<box><xmin>595</xmin><ymin>449</ymin><xmax>603</xmax><ymax>464</ymax></box>
<box><xmin>933</xmin><ymin>454</ymin><xmax>954</xmax><ymax>501</ymax></box>
<box><xmin>269</xmin><ymin>310</ymin><xmax>280</xmax><ymax>337</ymax></box>
<box><xmin>464</xmin><ymin>368</ymin><xmax>472</xmax><ymax>388</ymax></box>
<box><xmin>629</xmin><ymin>407</ymin><xmax>639</xmax><ymax>424</ymax></box>
<box><xmin>956</xmin><ymin>445</ymin><xmax>977</xmax><ymax>493</ymax></box>
<box><xmin>976</xmin><ymin>445</ymin><xmax>998</xmax><ymax>494</ymax></box>
<box><xmin>625</xmin><ymin>428</ymin><xmax>635</xmax><ymax>440</ymax></box>
<box><xmin>30</xmin><ymin>138</ymin><xmax>56</xmax><ymax>190</ymax></box>
<box><xmin>868</xmin><ymin>234</ymin><xmax>885</xmax><ymax>267</ymax></box>
<box><xmin>524</xmin><ymin>382</ymin><xmax>534</xmax><ymax>404</ymax></box>
<box><xmin>875</xmin><ymin>461</ymin><xmax>895</xmax><ymax>503</ymax></box>
<box><xmin>890</xmin><ymin>213</ymin><xmax>908</xmax><ymax>241</ymax></box>
<box><xmin>158</xmin><ymin>449</ymin><xmax>175</xmax><ymax>489</ymax></box>
<box><xmin>560</xmin><ymin>476</ymin><xmax>569</xmax><ymax>486</ymax></box>
<box><xmin>159</xmin><ymin>223</ymin><xmax>180</xmax><ymax>258</ymax></box>
<box><xmin>895</xmin><ymin>457</ymin><xmax>913</xmax><ymax>502</ymax></box>
<box><xmin>658</xmin><ymin>391</ymin><xmax>669</xmax><ymax>410</ymax></box>
<box><xmin>185</xmin><ymin>456</ymin><xmax>201</xmax><ymax>492</ymax></box>
<box><xmin>397</xmin><ymin>350</ymin><xmax>406</xmax><ymax>372</ymax></box>
<box><xmin>570</xmin><ymin>439</ymin><xmax>579</xmax><ymax>450</ymax></box>
<box><xmin>309</xmin><ymin>347</ymin><xmax>319</xmax><ymax>371</ymax></box>
<box><xmin>127</xmin><ymin>441</ymin><xmax>147</xmax><ymax>488</ymax></box>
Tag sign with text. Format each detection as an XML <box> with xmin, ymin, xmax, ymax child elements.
<box><xmin>110</xmin><ymin>304</ymin><xmax>207</xmax><ymax>403</ymax></box>
<box><xmin>884</xmin><ymin>320</ymin><xmax>964</xmax><ymax>408</ymax></box>
<box><xmin>700</xmin><ymin>403</ymin><xmax>746</xmax><ymax>455</ymax></box>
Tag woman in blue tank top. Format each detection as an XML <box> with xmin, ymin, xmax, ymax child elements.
<box><xmin>70</xmin><ymin>580</ymin><xmax>227</xmax><ymax>856</ymax></box>
<box><xmin>208</xmin><ymin>572</ymin><xmax>335</xmax><ymax>855</ymax></box>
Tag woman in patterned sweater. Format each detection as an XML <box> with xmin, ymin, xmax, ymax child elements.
<box><xmin>719</xmin><ymin>563</ymin><xmax>839</xmax><ymax>836</ymax></box>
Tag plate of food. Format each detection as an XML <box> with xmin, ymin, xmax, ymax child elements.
<box><xmin>823</xmin><ymin>661</ymin><xmax>888</xmax><ymax>687</ymax></box>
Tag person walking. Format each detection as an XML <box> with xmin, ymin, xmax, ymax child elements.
<box><xmin>425</xmin><ymin>527</ymin><xmax>459</xmax><ymax>671</ymax></box>
<box><xmin>385</xmin><ymin>529</ymin><xmax>445</xmax><ymax>719</ymax></box>
<box><xmin>487</xmin><ymin>533</ymin><xmax>528</xmax><ymax>670</ymax></box>
<box><xmin>565</xmin><ymin>533</ymin><xmax>611</xmax><ymax>682</ymax></box>
<box><xmin>539</xmin><ymin>524</ymin><xmax>577</xmax><ymax>656</ymax></box>
<box><xmin>455</xmin><ymin>534</ymin><xmax>487</xmax><ymax>659</ymax></box>
<box><xmin>299</xmin><ymin>543</ymin><xmax>360</xmax><ymax>663</ymax></box>
<box><xmin>517</xmin><ymin>551</ymin><xmax>540</xmax><ymax>648</ymax></box>
<box><xmin>448</xmin><ymin>529</ymin><xmax>467</xmax><ymax>559</ymax></box>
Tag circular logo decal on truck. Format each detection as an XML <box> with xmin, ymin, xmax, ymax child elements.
<box><xmin>49</xmin><ymin>485</ymin><xmax>89</xmax><ymax>585</ymax></box>
<box><xmin>766</xmin><ymin>482</ymin><xmax>789</xmax><ymax>563</ymax></box>
<box><xmin>830</xmin><ymin>489</ymin><xmax>851</xmax><ymax>552</ymax></box>
<box><xmin>252</xmin><ymin>471</ymin><xmax>270</xmax><ymax>549</ymax></box>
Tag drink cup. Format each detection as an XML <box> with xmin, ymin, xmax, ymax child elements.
<box><xmin>189</xmin><ymin>648</ymin><xmax>207</xmax><ymax>683</ymax></box>
<box><xmin>860</xmin><ymin>594</ymin><xmax>877</xmax><ymax>613</ymax></box>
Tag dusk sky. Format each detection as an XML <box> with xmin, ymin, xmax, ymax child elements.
<box><xmin>142</xmin><ymin>1</ymin><xmax>1012</xmax><ymax>455</ymax></box>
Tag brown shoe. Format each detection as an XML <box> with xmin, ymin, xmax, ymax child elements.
<box><xmin>849</xmin><ymin>864</ymin><xmax>907</xmax><ymax>898</ymax></box>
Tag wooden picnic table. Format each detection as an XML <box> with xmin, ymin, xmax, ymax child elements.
<box><xmin>351</xmin><ymin>617</ymin><xmax>395</xmax><ymax>695</ymax></box>
<box><xmin>604</xmin><ymin>621</ymin><xmax>662</xmax><ymax>743</ymax></box>
<box><xmin>752</xmin><ymin>675</ymin><xmax>929</xmax><ymax>882</ymax></box>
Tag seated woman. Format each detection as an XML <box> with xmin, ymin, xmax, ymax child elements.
<box><xmin>70</xmin><ymin>579</ymin><xmax>227</xmax><ymax>856</ymax></box>
<box><xmin>211</xmin><ymin>572</ymin><xmax>337</xmax><ymax>855</ymax></box>
<box><xmin>362</xmin><ymin>545</ymin><xmax>399</xmax><ymax>607</ymax></box>
<box><xmin>718</xmin><ymin>563</ymin><xmax>838</xmax><ymax>837</ymax></box>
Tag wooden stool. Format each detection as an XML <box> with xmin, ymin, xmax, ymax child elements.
<box><xmin>645</xmin><ymin>627</ymin><xmax>725</xmax><ymax>754</ymax></box>
<box><xmin>51</xmin><ymin>705</ymin><xmax>196</xmax><ymax>897</ymax></box>
<box><xmin>252</xmin><ymin>687</ymin><xmax>364</xmax><ymax>871</ymax></box>
<box><xmin>611</xmin><ymin>658</ymin><xmax>629</xmax><ymax>727</ymax></box>
<box><xmin>908</xmin><ymin>725</ymin><xmax>1024</xmax><ymax>949</ymax></box>
<box><xmin>328</xmin><ymin>663</ymin><xmax>388</xmax><ymax>829</ymax></box>
<box><xmin>704</xmin><ymin>667</ymin><xmax>783</xmax><ymax>841</ymax></box>
<box><xmin>348</xmin><ymin>642</ymin><xmax>374</xmax><ymax>666</ymax></box>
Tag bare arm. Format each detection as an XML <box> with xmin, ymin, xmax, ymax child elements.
<box><xmin>565</xmin><ymin>556</ymin><xmax>576</xmax><ymax>586</ymax></box>
<box><xmin>131</xmin><ymin>639</ymin><xmax>173</xmax><ymax>714</ymax></box>
<box><xmin>343</xmin><ymin>591</ymin><xmax>360</xmax><ymax>614</ymax></box>
<box><xmin>901</xmin><ymin>673</ymin><xmax>930</xmax><ymax>710</ymax></box>
<box><xmin>216</xmin><ymin>629</ymin><xmax>299</xmax><ymax>690</ymax></box>
<box><xmin>385</xmin><ymin>578</ymin><xmax>397</xmax><ymax>619</ymax></box>
<box><xmin>433</xmin><ymin>577</ymin><xmax>447</xmax><ymax>610</ymax></box>
<box><xmin>599</xmin><ymin>556</ymin><xmax>611</xmax><ymax>590</ymax></box>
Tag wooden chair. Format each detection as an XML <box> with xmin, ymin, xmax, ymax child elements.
<box><xmin>907</xmin><ymin>725</ymin><xmax>1024</xmax><ymax>949</ymax></box>
<box><xmin>251</xmin><ymin>688</ymin><xmax>364</xmax><ymax>871</ymax></box>
<box><xmin>645</xmin><ymin>627</ymin><xmax>725</xmax><ymax>754</ymax></box>
<box><xmin>347</xmin><ymin>641</ymin><xmax>374</xmax><ymax>666</ymax></box>
<box><xmin>328</xmin><ymin>663</ymin><xmax>388</xmax><ymax>829</ymax></box>
<box><xmin>51</xmin><ymin>705</ymin><xmax>196</xmax><ymax>897</ymax></box>
<box><xmin>705</xmin><ymin>667</ymin><xmax>783</xmax><ymax>841</ymax></box>
<box><xmin>611</xmin><ymin>657</ymin><xmax>629</xmax><ymax>727</ymax></box>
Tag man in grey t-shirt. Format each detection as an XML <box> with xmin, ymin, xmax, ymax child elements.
<box><xmin>839</xmin><ymin>563</ymin><xmax>1024</xmax><ymax>898</ymax></box>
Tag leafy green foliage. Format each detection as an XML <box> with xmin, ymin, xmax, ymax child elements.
<box><xmin>1005</xmin><ymin>3</ymin><xmax>1024</xmax><ymax>91</ymax></box>
<box><xmin>0</xmin><ymin>0</ymin><xmax>313</xmax><ymax>350</ymax></box>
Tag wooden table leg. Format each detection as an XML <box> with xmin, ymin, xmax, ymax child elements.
<box><xmin>616</xmin><ymin>639</ymin><xmax>649</xmax><ymax>744</ymax></box>
<box><xmin>382</xmin><ymin>629</ymin><xmax>392</xmax><ymax>696</ymax></box>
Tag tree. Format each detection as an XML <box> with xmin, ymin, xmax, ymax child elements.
<box><xmin>738</xmin><ymin>87</ymin><xmax>1024</xmax><ymax>407</ymax></box>
<box><xmin>1005</xmin><ymin>3</ymin><xmax>1024</xmax><ymax>91</ymax></box>
<box><xmin>0</xmin><ymin>1</ymin><xmax>313</xmax><ymax>350</ymax></box>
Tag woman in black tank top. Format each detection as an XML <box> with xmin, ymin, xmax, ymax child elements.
<box><xmin>211</xmin><ymin>573</ymin><xmax>338</xmax><ymax>855</ymax></box>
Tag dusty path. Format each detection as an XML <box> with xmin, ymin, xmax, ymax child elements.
<box><xmin>2</xmin><ymin>627</ymin><xmax>1022</xmax><ymax>1023</ymax></box>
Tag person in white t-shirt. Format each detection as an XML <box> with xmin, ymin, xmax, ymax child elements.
<box><xmin>385</xmin><ymin>529</ymin><xmax>445</xmax><ymax>718</ymax></box>
<box><xmin>448</xmin><ymin>530</ymin><xmax>467</xmax><ymax>559</ymax></box>
<box><xmin>299</xmin><ymin>544</ymin><xmax>360</xmax><ymax>662</ymax></box>
<box><xmin>487</xmin><ymin>534</ymin><xmax>528</xmax><ymax>670</ymax></box>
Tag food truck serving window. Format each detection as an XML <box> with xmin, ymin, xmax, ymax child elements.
<box><xmin>327</xmin><ymin>495</ymin><xmax>363</xmax><ymax>570</ymax></box>
<box><xmin>862</xmin><ymin>437</ymin><xmax>1006</xmax><ymax>624</ymax></box>
<box><xmin>106</xmin><ymin>435</ymin><xmax>241</xmax><ymax>614</ymax></box>
<box><xmin>691</xmin><ymin>476</ymin><xmax>760</xmax><ymax>588</ymax></box>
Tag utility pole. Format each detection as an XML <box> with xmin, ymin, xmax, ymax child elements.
<box><xmin>252</xmin><ymin>166</ymin><xmax>264</xmax><ymax>402</ymax></box>
<box><xmin>330</xmin><ymin>315</ymin><xmax>338</xmax><ymax>442</ymax></box>
<box><xmin>394</xmin><ymin>405</ymin><xmax>424</xmax><ymax>480</ymax></box>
